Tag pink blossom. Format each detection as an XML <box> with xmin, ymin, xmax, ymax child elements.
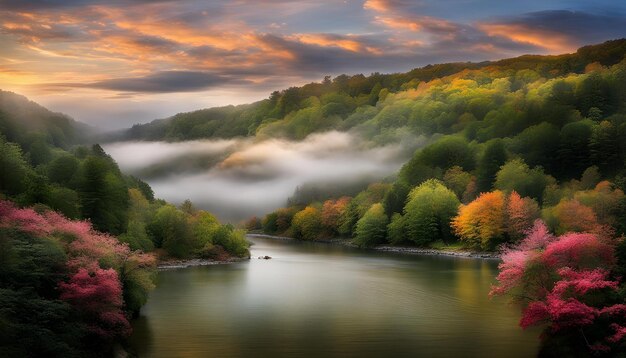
<box><xmin>544</xmin><ymin>294</ymin><xmax>598</xmax><ymax>331</ymax></box>
<box><xmin>0</xmin><ymin>200</ymin><xmax>50</xmax><ymax>236</ymax></box>
<box><xmin>553</xmin><ymin>268</ymin><xmax>618</xmax><ymax>296</ymax></box>
<box><xmin>517</xmin><ymin>220</ymin><xmax>555</xmax><ymax>251</ymax></box>
<box><xmin>542</xmin><ymin>233</ymin><xmax>614</xmax><ymax>270</ymax></box>
<box><xmin>59</xmin><ymin>268</ymin><xmax>130</xmax><ymax>338</ymax></box>
<box><xmin>608</xmin><ymin>324</ymin><xmax>626</xmax><ymax>343</ymax></box>
<box><xmin>520</xmin><ymin>301</ymin><xmax>549</xmax><ymax>328</ymax></box>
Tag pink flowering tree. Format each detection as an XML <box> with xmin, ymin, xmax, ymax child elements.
<box><xmin>59</xmin><ymin>268</ymin><xmax>131</xmax><ymax>339</ymax></box>
<box><xmin>0</xmin><ymin>200</ymin><xmax>156</xmax><ymax>338</ymax></box>
<box><xmin>492</xmin><ymin>220</ymin><xmax>626</xmax><ymax>354</ymax></box>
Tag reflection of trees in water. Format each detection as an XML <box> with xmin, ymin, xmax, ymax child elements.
<box><xmin>129</xmin><ymin>239</ymin><xmax>539</xmax><ymax>357</ymax></box>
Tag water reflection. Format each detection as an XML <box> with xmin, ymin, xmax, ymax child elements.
<box><xmin>128</xmin><ymin>238</ymin><xmax>539</xmax><ymax>357</ymax></box>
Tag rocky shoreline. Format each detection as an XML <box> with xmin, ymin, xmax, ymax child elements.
<box><xmin>157</xmin><ymin>256</ymin><xmax>249</xmax><ymax>270</ymax></box>
<box><xmin>246</xmin><ymin>233</ymin><xmax>500</xmax><ymax>260</ymax></box>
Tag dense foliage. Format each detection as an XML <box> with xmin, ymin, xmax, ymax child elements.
<box><xmin>4</xmin><ymin>39</ymin><xmax>626</xmax><ymax>355</ymax></box>
<box><xmin>121</xmin><ymin>40</ymin><xmax>626</xmax><ymax>145</ymax></box>
<box><xmin>0</xmin><ymin>93</ymin><xmax>250</xmax><ymax>356</ymax></box>
<box><xmin>249</xmin><ymin>40</ymin><xmax>626</xmax><ymax>255</ymax></box>
<box><xmin>491</xmin><ymin>221</ymin><xmax>626</xmax><ymax>355</ymax></box>
<box><xmin>0</xmin><ymin>200</ymin><xmax>155</xmax><ymax>357</ymax></box>
<box><xmin>0</xmin><ymin>92</ymin><xmax>250</xmax><ymax>260</ymax></box>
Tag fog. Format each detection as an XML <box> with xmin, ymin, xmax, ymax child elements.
<box><xmin>103</xmin><ymin>131</ymin><xmax>423</xmax><ymax>222</ymax></box>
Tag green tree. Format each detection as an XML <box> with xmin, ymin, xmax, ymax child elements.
<box><xmin>589</xmin><ymin>121</ymin><xmax>620</xmax><ymax>175</ymax></box>
<box><xmin>383</xmin><ymin>181</ymin><xmax>410</xmax><ymax>217</ymax></box>
<box><xmin>148</xmin><ymin>205</ymin><xmax>195</xmax><ymax>258</ymax></box>
<box><xmin>418</xmin><ymin>136</ymin><xmax>475</xmax><ymax>172</ymax></box>
<box><xmin>510</xmin><ymin>123</ymin><xmax>559</xmax><ymax>173</ymax></box>
<box><xmin>354</xmin><ymin>203</ymin><xmax>388</xmax><ymax>247</ymax></box>
<box><xmin>403</xmin><ymin>179</ymin><xmax>460</xmax><ymax>245</ymax></box>
<box><xmin>557</xmin><ymin>120</ymin><xmax>593</xmax><ymax>179</ymax></box>
<box><xmin>47</xmin><ymin>154</ymin><xmax>79</xmax><ymax>187</ymax></box>
<box><xmin>45</xmin><ymin>186</ymin><xmax>80</xmax><ymax>219</ymax></box>
<box><xmin>78</xmin><ymin>155</ymin><xmax>129</xmax><ymax>235</ymax></box>
<box><xmin>494</xmin><ymin>159</ymin><xmax>556</xmax><ymax>203</ymax></box>
<box><xmin>25</xmin><ymin>134</ymin><xmax>52</xmax><ymax>166</ymax></box>
<box><xmin>387</xmin><ymin>213</ymin><xmax>406</xmax><ymax>244</ymax></box>
<box><xmin>119</xmin><ymin>220</ymin><xmax>153</xmax><ymax>252</ymax></box>
<box><xmin>211</xmin><ymin>224</ymin><xmax>250</xmax><ymax>257</ymax></box>
<box><xmin>476</xmin><ymin>139</ymin><xmax>507</xmax><ymax>193</ymax></box>
<box><xmin>0</xmin><ymin>137</ymin><xmax>32</xmax><ymax>196</ymax></box>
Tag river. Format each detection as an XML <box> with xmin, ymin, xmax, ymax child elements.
<box><xmin>128</xmin><ymin>237</ymin><xmax>540</xmax><ymax>357</ymax></box>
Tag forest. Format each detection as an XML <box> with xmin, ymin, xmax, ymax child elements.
<box><xmin>3</xmin><ymin>38</ymin><xmax>626</xmax><ymax>355</ymax></box>
<box><xmin>0</xmin><ymin>91</ymin><xmax>249</xmax><ymax>357</ymax></box>
<box><xmin>237</xmin><ymin>39</ymin><xmax>626</xmax><ymax>355</ymax></box>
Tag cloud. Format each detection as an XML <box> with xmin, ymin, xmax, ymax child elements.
<box><xmin>363</xmin><ymin>0</ymin><xmax>409</xmax><ymax>13</ymax></box>
<box><xmin>61</xmin><ymin>71</ymin><xmax>251</xmax><ymax>93</ymax></box>
<box><xmin>479</xmin><ymin>10</ymin><xmax>626</xmax><ymax>52</ymax></box>
<box><xmin>103</xmin><ymin>131</ymin><xmax>419</xmax><ymax>221</ymax></box>
<box><xmin>290</xmin><ymin>33</ymin><xmax>383</xmax><ymax>54</ymax></box>
<box><xmin>0</xmin><ymin>0</ymin><xmax>174</xmax><ymax>10</ymax></box>
<box><xmin>2</xmin><ymin>0</ymin><xmax>626</xmax><ymax>128</ymax></box>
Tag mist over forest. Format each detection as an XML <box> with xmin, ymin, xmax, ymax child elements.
<box><xmin>104</xmin><ymin>131</ymin><xmax>423</xmax><ymax>221</ymax></box>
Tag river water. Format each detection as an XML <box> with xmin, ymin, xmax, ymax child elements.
<box><xmin>128</xmin><ymin>237</ymin><xmax>540</xmax><ymax>357</ymax></box>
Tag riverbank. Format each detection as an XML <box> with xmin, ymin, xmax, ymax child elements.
<box><xmin>246</xmin><ymin>233</ymin><xmax>500</xmax><ymax>259</ymax></box>
<box><xmin>157</xmin><ymin>256</ymin><xmax>249</xmax><ymax>270</ymax></box>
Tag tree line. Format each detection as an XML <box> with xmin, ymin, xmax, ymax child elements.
<box><xmin>0</xmin><ymin>91</ymin><xmax>249</xmax><ymax>356</ymax></box>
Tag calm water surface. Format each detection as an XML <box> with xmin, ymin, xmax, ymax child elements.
<box><xmin>129</xmin><ymin>237</ymin><xmax>540</xmax><ymax>357</ymax></box>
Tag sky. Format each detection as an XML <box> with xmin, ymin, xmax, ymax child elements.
<box><xmin>1</xmin><ymin>0</ymin><xmax>626</xmax><ymax>130</ymax></box>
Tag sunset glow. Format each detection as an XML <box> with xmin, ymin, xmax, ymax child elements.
<box><xmin>1</xmin><ymin>0</ymin><xmax>624</xmax><ymax>129</ymax></box>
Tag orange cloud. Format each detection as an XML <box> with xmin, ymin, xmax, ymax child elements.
<box><xmin>478</xmin><ymin>23</ymin><xmax>576</xmax><ymax>53</ymax></box>
<box><xmin>374</xmin><ymin>15</ymin><xmax>459</xmax><ymax>34</ymax></box>
<box><xmin>292</xmin><ymin>34</ymin><xmax>379</xmax><ymax>53</ymax></box>
<box><xmin>363</xmin><ymin>0</ymin><xmax>393</xmax><ymax>13</ymax></box>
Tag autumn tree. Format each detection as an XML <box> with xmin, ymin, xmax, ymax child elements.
<box><xmin>506</xmin><ymin>191</ymin><xmax>540</xmax><ymax>240</ymax></box>
<box><xmin>452</xmin><ymin>190</ymin><xmax>506</xmax><ymax>250</ymax></box>
<box><xmin>574</xmin><ymin>180</ymin><xmax>624</xmax><ymax>226</ymax></box>
<box><xmin>321</xmin><ymin>196</ymin><xmax>351</xmax><ymax>235</ymax></box>
<box><xmin>244</xmin><ymin>216</ymin><xmax>263</xmax><ymax>231</ymax></box>
<box><xmin>292</xmin><ymin>206</ymin><xmax>322</xmax><ymax>240</ymax></box>
<box><xmin>443</xmin><ymin>166</ymin><xmax>473</xmax><ymax>200</ymax></box>
<box><xmin>276</xmin><ymin>207</ymin><xmax>299</xmax><ymax>234</ymax></box>
<box><xmin>542</xmin><ymin>199</ymin><xmax>602</xmax><ymax>235</ymax></box>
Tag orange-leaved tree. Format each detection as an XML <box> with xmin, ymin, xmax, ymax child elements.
<box><xmin>452</xmin><ymin>190</ymin><xmax>506</xmax><ymax>250</ymax></box>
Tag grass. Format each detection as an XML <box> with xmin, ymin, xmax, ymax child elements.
<box><xmin>429</xmin><ymin>240</ymin><xmax>466</xmax><ymax>251</ymax></box>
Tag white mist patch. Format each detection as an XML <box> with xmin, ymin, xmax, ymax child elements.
<box><xmin>104</xmin><ymin>131</ymin><xmax>418</xmax><ymax>222</ymax></box>
<box><xmin>104</xmin><ymin>139</ymin><xmax>240</xmax><ymax>172</ymax></box>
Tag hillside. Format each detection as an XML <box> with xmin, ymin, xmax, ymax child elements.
<box><xmin>0</xmin><ymin>93</ymin><xmax>250</xmax><ymax>356</ymax></box>
<box><xmin>118</xmin><ymin>39</ymin><xmax>626</xmax><ymax>143</ymax></box>
<box><xmin>244</xmin><ymin>38</ymin><xmax>626</xmax><ymax>252</ymax></box>
<box><xmin>0</xmin><ymin>90</ymin><xmax>93</xmax><ymax>150</ymax></box>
